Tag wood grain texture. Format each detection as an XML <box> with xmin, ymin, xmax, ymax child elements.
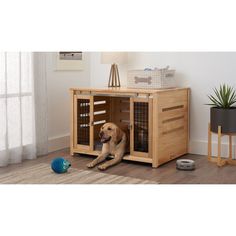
<box><xmin>1</xmin><ymin>149</ymin><xmax>236</xmax><ymax>184</ymax></box>
<box><xmin>155</xmin><ymin>89</ymin><xmax>189</xmax><ymax>166</ymax></box>
<box><xmin>0</xmin><ymin>163</ymin><xmax>157</xmax><ymax>184</ymax></box>
<box><xmin>89</xmin><ymin>95</ymin><xmax>94</xmax><ymax>151</ymax></box>
<box><xmin>70</xmin><ymin>87</ymin><xmax>190</xmax><ymax>167</ymax></box>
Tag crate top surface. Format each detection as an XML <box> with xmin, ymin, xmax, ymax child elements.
<box><xmin>70</xmin><ymin>87</ymin><xmax>189</xmax><ymax>94</ymax></box>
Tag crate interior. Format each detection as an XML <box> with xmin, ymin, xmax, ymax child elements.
<box><xmin>93</xmin><ymin>96</ymin><xmax>130</xmax><ymax>151</ymax></box>
<box><xmin>76</xmin><ymin>96</ymin><xmax>149</xmax><ymax>154</ymax></box>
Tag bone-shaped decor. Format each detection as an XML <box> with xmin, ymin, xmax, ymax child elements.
<box><xmin>134</xmin><ymin>76</ymin><xmax>152</xmax><ymax>84</ymax></box>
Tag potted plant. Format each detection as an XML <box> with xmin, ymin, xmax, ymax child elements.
<box><xmin>207</xmin><ymin>84</ymin><xmax>236</xmax><ymax>133</ymax></box>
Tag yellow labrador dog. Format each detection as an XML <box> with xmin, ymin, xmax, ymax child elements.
<box><xmin>87</xmin><ymin>122</ymin><xmax>128</xmax><ymax>170</ymax></box>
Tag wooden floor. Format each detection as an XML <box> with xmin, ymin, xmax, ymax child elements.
<box><xmin>1</xmin><ymin>149</ymin><xmax>236</xmax><ymax>184</ymax></box>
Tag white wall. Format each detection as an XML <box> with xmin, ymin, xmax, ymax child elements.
<box><xmin>90</xmin><ymin>52</ymin><xmax>127</xmax><ymax>87</ymax></box>
<box><xmin>45</xmin><ymin>52</ymin><xmax>90</xmax><ymax>152</ymax></box>
<box><xmin>90</xmin><ymin>52</ymin><xmax>236</xmax><ymax>157</ymax></box>
<box><xmin>45</xmin><ymin>52</ymin><xmax>236</xmax><ymax>157</ymax></box>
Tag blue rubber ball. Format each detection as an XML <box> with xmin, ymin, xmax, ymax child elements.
<box><xmin>51</xmin><ymin>157</ymin><xmax>71</xmax><ymax>174</ymax></box>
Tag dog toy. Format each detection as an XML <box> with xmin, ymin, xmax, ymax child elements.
<box><xmin>51</xmin><ymin>157</ymin><xmax>71</xmax><ymax>174</ymax></box>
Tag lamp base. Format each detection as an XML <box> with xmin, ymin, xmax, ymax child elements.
<box><xmin>108</xmin><ymin>64</ymin><xmax>120</xmax><ymax>87</ymax></box>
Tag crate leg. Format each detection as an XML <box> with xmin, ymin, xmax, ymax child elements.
<box><xmin>152</xmin><ymin>162</ymin><xmax>158</xmax><ymax>168</ymax></box>
<box><xmin>208</xmin><ymin>123</ymin><xmax>212</xmax><ymax>162</ymax></box>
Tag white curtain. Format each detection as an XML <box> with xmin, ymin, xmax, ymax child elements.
<box><xmin>0</xmin><ymin>52</ymin><xmax>37</xmax><ymax>167</ymax></box>
<box><xmin>34</xmin><ymin>52</ymin><xmax>48</xmax><ymax>157</ymax></box>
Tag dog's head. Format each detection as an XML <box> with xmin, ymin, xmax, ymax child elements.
<box><xmin>99</xmin><ymin>123</ymin><xmax>123</xmax><ymax>144</ymax></box>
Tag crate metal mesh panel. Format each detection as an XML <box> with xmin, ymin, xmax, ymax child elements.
<box><xmin>134</xmin><ymin>102</ymin><xmax>148</xmax><ymax>153</ymax></box>
<box><xmin>77</xmin><ymin>99</ymin><xmax>90</xmax><ymax>145</ymax></box>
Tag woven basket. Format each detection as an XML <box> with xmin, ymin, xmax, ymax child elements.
<box><xmin>127</xmin><ymin>68</ymin><xmax>176</xmax><ymax>89</ymax></box>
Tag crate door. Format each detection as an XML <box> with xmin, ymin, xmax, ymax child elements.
<box><xmin>130</xmin><ymin>97</ymin><xmax>152</xmax><ymax>158</ymax></box>
<box><xmin>74</xmin><ymin>95</ymin><xmax>94</xmax><ymax>151</ymax></box>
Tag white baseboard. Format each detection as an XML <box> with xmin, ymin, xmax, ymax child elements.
<box><xmin>48</xmin><ymin>134</ymin><xmax>70</xmax><ymax>153</ymax></box>
<box><xmin>189</xmin><ymin>140</ymin><xmax>235</xmax><ymax>158</ymax></box>
<box><xmin>47</xmin><ymin>135</ymin><xmax>235</xmax><ymax>158</ymax></box>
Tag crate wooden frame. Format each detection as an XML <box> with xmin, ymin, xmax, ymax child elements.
<box><xmin>70</xmin><ymin>87</ymin><xmax>190</xmax><ymax>168</ymax></box>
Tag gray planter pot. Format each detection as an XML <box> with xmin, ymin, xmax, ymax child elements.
<box><xmin>210</xmin><ymin>107</ymin><xmax>236</xmax><ymax>133</ymax></box>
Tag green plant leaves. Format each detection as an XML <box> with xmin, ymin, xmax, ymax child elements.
<box><xmin>207</xmin><ymin>84</ymin><xmax>236</xmax><ymax>108</ymax></box>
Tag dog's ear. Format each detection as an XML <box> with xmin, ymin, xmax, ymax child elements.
<box><xmin>114</xmin><ymin>126</ymin><xmax>123</xmax><ymax>144</ymax></box>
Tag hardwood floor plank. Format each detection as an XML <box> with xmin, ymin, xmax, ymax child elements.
<box><xmin>1</xmin><ymin>149</ymin><xmax>236</xmax><ymax>184</ymax></box>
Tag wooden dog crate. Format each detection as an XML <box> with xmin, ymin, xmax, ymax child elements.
<box><xmin>70</xmin><ymin>87</ymin><xmax>190</xmax><ymax>168</ymax></box>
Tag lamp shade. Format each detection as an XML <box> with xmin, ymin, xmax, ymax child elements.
<box><xmin>101</xmin><ymin>52</ymin><xmax>127</xmax><ymax>65</ymax></box>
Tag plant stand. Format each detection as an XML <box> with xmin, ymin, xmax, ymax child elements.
<box><xmin>208</xmin><ymin>123</ymin><xmax>236</xmax><ymax>167</ymax></box>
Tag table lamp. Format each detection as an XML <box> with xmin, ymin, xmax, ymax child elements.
<box><xmin>101</xmin><ymin>52</ymin><xmax>127</xmax><ymax>87</ymax></box>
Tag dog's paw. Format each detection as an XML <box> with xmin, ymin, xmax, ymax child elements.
<box><xmin>97</xmin><ymin>164</ymin><xmax>107</xmax><ymax>170</ymax></box>
<box><xmin>87</xmin><ymin>162</ymin><xmax>95</xmax><ymax>168</ymax></box>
